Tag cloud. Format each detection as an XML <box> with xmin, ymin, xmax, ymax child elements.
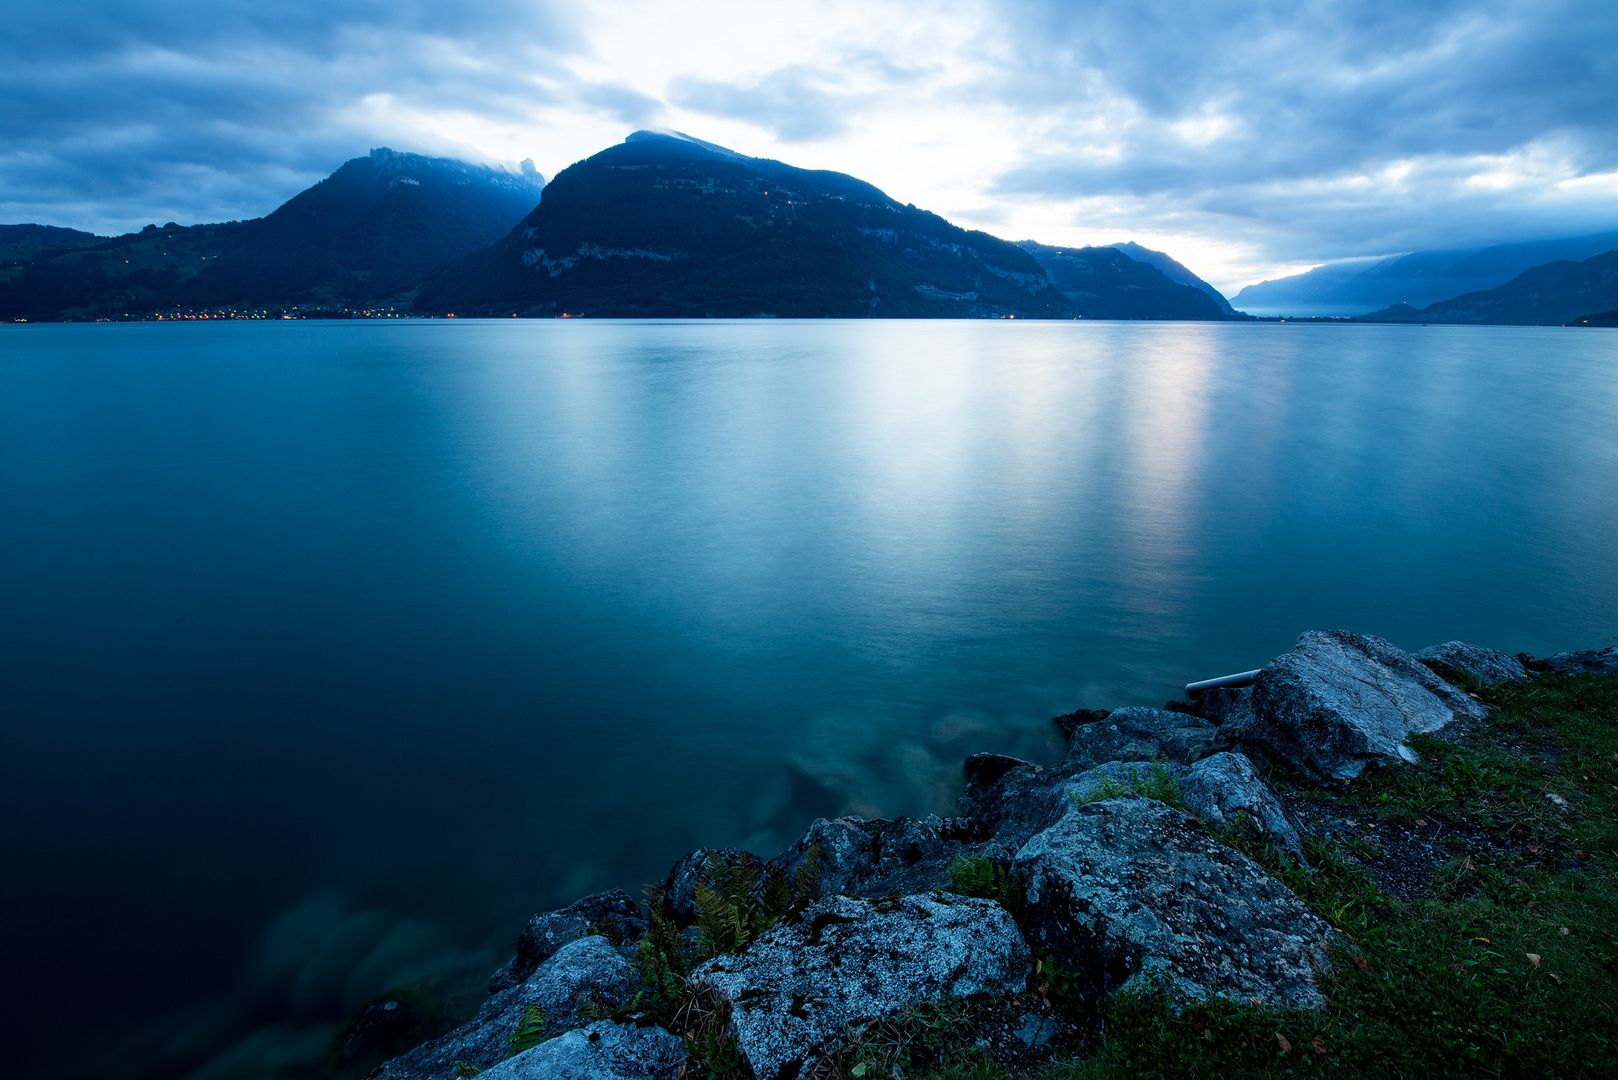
<box><xmin>670</xmin><ymin>65</ymin><xmax>865</xmax><ymax>142</ymax></box>
<box><xmin>0</xmin><ymin>0</ymin><xmax>583</xmax><ymax>232</ymax></box>
<box><xmin>977</xmin><ymin>0</ymin><xmax>1618</xmax><ymax>259</ymax></box>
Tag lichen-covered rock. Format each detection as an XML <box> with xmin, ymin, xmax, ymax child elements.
<box><xmin>1179</xmin><ymin>752</ymin><xmax>1305</xmax><ymax>863</ymax></box>
<box><xmin>697</xmin><ymin>894</ymin><xmax>1029</xmax><ymax>1080</ymax></box>
<box><xmin>1013</xmin><ymin>795</ymin><xmax>1332</xmax><ymax>1009</ymax></box>
<box><xmin>957</xmin><ymin>756</ymin><xmax>1073</xmax><ymax>851</ymax></box>
<box><xmin>1539</xmin><ymin>646</ymin><xmax>1618</xmax><ymax>678</ymax></box>
<box><xmin>1246</xmin><ymin>630</ymin><xmax>1490</xmax><ymax>783</ymax></box>
<box><xmin>1064</xmin><ymin>706</ymin><xmax>1223</xmax><ymax>768</ymax></box>
<box><xmin>774</xmin><ymin>814</ymin><xmax>989</xmax><ymax>901</ymax></box>
<box><xmin>489</xmin><ymin>890</ymin><xmax>647</xmax><ymax>993</ymax></box>
<box><xmin>381</xmin><ymin>936</ymin><xmax>639</xmax><ymax>1080</ymax></box>
<box><xmin>473</xmin><ymin>1021</ymin><xmax>686</xmax><ymax>1080</ymax></box>
<box><xmin>1413</xmin><ymin>641</ymin><xmax>1529</xmax><ymax>686</ymax></box>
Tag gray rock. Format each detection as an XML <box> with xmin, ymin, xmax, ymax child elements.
<box><xmin>774</xmin><ymin>814</ymin><xmax>989</xmax><ymax>901</ymax></box>
<box><xmin>1064</xmin><ymin>706</ymin><xmax>1224</xmax><ymax>768</ymax></box>
<box><xmin>381</xmin><ymin>936</ymin><xmax>639</xmax><ymax>1080</ymax></box>
<box><xmin>1413</xmin><ymin>641</ymin><xmax>1529</xmax><ymax>686</ymax></box>
<box><xmin>474</xmin><ymin>1021</ymin><xmax>686</xmax><ymax>1080</ymax></box>
<box><xmin>956</xmin><ymin>756</ymin><xmax>1073</xmax><ymax>852</ymax></box>
<box><xmin>1179</xmin><ymin>752</ymin><xmax>1305</xmax><ymax>863</ymax></box>
<box><xmin>1052</xmin><ymin>708</ymin><xmax>1110</xmax><ymax>741</ymax></box>
<box><xmin>1540</xmin><ymin>646</ymin><xmax>1618</xmax><ymax>678</ymax></box>
<box><xmin>1014</xmin><ymin>795</ymin><xmax>1332</xmax><ymax>1010</ymax></box>
<box><xmin>697</xmin><ymin>894</ymin><xmax>1029</xmax><ymax>1080</ymax></box>
<box><xmin>490</xmin><ymin>890</ymin><xmax>648</xmax><ymax>993</ymax></box>
<box><xmin>1246</xmin><ymin>630</ymin><xmax>1490</xmax><ymax>783</ymax></box>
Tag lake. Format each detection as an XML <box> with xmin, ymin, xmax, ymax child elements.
<box><xmin>2</xmin><ymin>319</ymin><xmax>1615</xmax><ymax>1080</ymax></box>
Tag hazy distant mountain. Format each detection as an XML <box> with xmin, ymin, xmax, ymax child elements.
<box><xmin>0</xmin><ymin>149</ymin><xmax>544</xmax><ymax>320</ymax></box>
<box><xmin>406</xmin><ymin>131</ymin><xmax>1069</xmax><ymax>318</ymax></box>
<box><xmin>1231</xmin><ymin>232</ymin><xmax>1618</xmax><ymax>317</ymax></box>
<box><xmin>1016</xmin><ymin>242</ymin><xmax>1236</xmax><ymax>320</ymax></box>
<box><xmin>1362</xmin><ymin>248</ymin><xmax>1618</xmax><ymax>325</ymax></box>
<box><xmin>1106</xmin><ymin>241</ymin><xmax>1234</xmax><ymax>314</ymax></box>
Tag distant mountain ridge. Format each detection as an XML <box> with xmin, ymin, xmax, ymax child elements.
<box><xmin>1106</xmin><ymin>241</ymin><xmax>1234</xmax><ymax>314</ymax></box>
<box><xmin>0</xmin><ymin>149</ymin><xmax>544</xmax><ymax>320</ymax></box>
<box><xmin>1362</xmin><ymin>248</ymin><xmax>1618</xmax><ymax>325</ymax></box>
<box><xmin>1015</xmin><ymin>241</ymin><xmax>1234</xmax><ymax>320</ymax></box>
<box><xmin>1231</xmin><ymin>232</ymin><xmax>1618</xmax><ymax>316</ymax></box>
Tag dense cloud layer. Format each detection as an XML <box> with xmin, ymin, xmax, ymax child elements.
<box><xmin>3</xmin><ymin>0</ymin><xmax>1614</xmax><ymax>281</ymax></box>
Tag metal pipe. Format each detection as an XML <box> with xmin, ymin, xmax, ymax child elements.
<box><xmin>1184</xmin><ymin>668</ymin><xmax>1263</xmax><ymax>696</ymax></box>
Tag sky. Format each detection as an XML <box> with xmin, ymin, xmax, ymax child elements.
<box><xmin>1</xmin><ymin>0</ymin><xmax>1615</xmax><ymax>292</ymax></box>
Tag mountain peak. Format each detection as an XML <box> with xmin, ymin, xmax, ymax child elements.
<box><xmin>623</xmin><ymin>130</ymin><xmax>751</xmax><ymax>162</ymax></box>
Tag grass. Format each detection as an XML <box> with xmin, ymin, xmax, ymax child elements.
<box><xmin>1077</xmin><ymin>760</ymin><xmax>1186</xmax><ymax>812</ymax></box>
<box><xmin>829</xmin><ymin>672</ymin><xmax>1618</xmax><ymax>1080</ymax></box>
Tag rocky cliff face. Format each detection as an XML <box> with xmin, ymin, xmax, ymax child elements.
<box><xmin>368</xmin><ymin>631</ymin><xmax>1612</xmax><ymax>1080</ymax></box>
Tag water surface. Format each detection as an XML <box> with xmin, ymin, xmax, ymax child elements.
<box><xmin>2</xmin><ymin>319</ymin><xmax>1614</xmax><ymax>1079</ymax></box>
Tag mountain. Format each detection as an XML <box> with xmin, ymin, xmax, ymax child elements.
<box><xmin>0</xmin><ymin>224</ymin><xmax>97</xmax><ymax>249</ymax></box>
<box><xmin>0</xmin><ymin>150</ymin><xmax>545</xmax><ymax>320</ymax></box>
<box><xmin>1015</xmin><ymin>242</ymin><xmax>1235</xmax><ymax>320</ymax></box>
<box><xmin>1362</xmin><ymin>248</ymin><xmax>1618</xmax><ymax>325</ymax></box>
<box><xmin>405</xmin><ymin>131</ymin><xmax>1072</xmax><ymax>318</ymax></box>
<box><xmin>1231</xmin><ymin>232</ymin><xmax>1618</xmax><ymax>317</ymax></box>
<box><xmin>1106</xmin><ymin>241</ymin><xmax>1234</xmax><ymax>314</ymax></box>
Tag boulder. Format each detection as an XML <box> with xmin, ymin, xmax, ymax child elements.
<box><xmin>1064</xmin><ymin>706</ymin><xmax>1223</xmax><ymax>768</ymax></box>
<box><xmin>697</xmin><ymin>893</ymin><xmax>1029</xmax><ymax>1080</ymax></box>
<box><xmin>774</xmin><ymin>814</ymin><xmax>989</xmax><ymax>901</ymax></box>
<box><xmin>489</xmin><ymin>890</ymin><xmax>647</xmax><ymax>993</ymax></box>
<box><xmin>1179</xmin><ymin>752</ymin><xmax>1305</xmax><ymax>863</ymax></box>
<box><xmin>1413</xmin><ymin>641</ymin><xmax>1529</xmax><ymax>686</ymax></box>
<box><xmin>381</xmin><ymin>936</ymin><xmax>639</xmax><ymax>1080</ymax></box>
<box><xmin>473</xmin><ymin>1021</ymin><xmax>686</xmax><ymax>1080</ymax></box>
<box><xmin>1013</xmin><ymin>795</ymin><xmax>1332</xmax><ymax>1009</ymax></box>
<box><xmin>1539</xmin><ymin>646</ymin><xmax>1618</xmax><ymax>678</ymax></box>
<box><xmin>1053</xmin><ymin>707</ymin><xmax>1110</xmax><ymax>741</ymax></box>
<box><xmin>957</xmin><ymin>756</ymin><xmax>1073</xmax><ymax>852</ymax></box>
<box><xmin>1246</xmin><ymin>631</ymin><xmax>1490</xmax><ymax>783</ymax></box>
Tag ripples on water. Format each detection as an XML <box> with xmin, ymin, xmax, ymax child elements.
<box><xmin>2</xmin><ymin>320</ymin><xmax>1615</xmax><ymax>1078</ymax></box>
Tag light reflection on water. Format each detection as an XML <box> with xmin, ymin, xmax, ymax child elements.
<box><xmin>1</xmin><ymin>319</ymin><xmax>1616</xmax><ymax>1079</ymax></box>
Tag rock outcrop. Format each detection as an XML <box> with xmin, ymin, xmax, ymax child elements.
<box><xmin>474</xmin><ymin>1021</ymin><xmax>687</xmax><ymax>1080</ymax></box>
<box><xmin>489</xmin><ymin>889</ymin><xmax>647</xmax><ymax>992</ymax></box>
<box><xmin>367</xmin><ymin>629</ymin><xmax>1610</xmax><ymax>1080</ymax></box>
<box><xmin>381</xmin><ymin>936</ymin><xmax>639</xmax><ymax>1080</ymax></box>
<box><xmin>1014</xmin><ymin>795</ymin><xmax>1332</xmax><ymax>1008</ymax></box>
<box><xmin>1247</xmin><ymin>630</ymin><xmax>1490</xmax><ymax>782</ymax></box>
<box><xmin>1179</xmin><ymin>752</ymin><xmax>1305</xmax><ymax>863</ymax></box>
<box><xmin>698</xmin><ymin>894</ymin><xmax>1030</xmax><ymax>1080</ymax></box>
<box><xmin>1539</xmin><ymin>646</ymin><xmax>1618</xmax><ymax>678</ymax></box>
<box><xmin>1064</xmin><ymin>706</ymin><xmax>1224</xmax><ymax>767</ymax></box>
<box><xmin>1413</xmin><ymin>641</ymin><xmax>1529</xmax><ymax>686</ymax></box>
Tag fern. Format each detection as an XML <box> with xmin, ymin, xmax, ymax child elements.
<box><xmin>792</xmin><ymin>843</ymin><xmax>821</xmax><ymax>909</ymax></box>
<box><xmin>946</xmin><ymin>855</ymin><xmax>1026</xmax><ymax>918</ymax></box>
<box><xmin>507</xmin><ymin>1004</ymin><xmax>549</xmax><ymax>1056</ymax></box>
<box><xmin>694</xmin><ymin>846</ymin><xmax>824</xmax><ymax>961</ymax></box>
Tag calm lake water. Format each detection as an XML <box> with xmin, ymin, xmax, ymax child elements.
<box><xmin>3</xmin><ymin>319</ymin><xmax>1616</xmax><ymax>1079</ymax></box>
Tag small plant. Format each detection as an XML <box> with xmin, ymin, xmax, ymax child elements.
<box><xmin>1073</xmin><ymin>760</ymin><xmax>1185</xmax><ymax>811</ymax></box>
<box><xmin>506</xmin><ymin>1004</ymin><xmax>549</xmax><ymax>1056</ymax></box>
<box><xmin>694</xmin><ymin>845</ymin><xmax>822</xmax><ymax>960</ymax></box>
<box><xmin>946</xmin><ymin>855</ymin><xmax>1026</xmax><ymax>919</ymax></box>
<box><xmin>452</xmin><ymin>1061</ymin><xmax>480</xmax><ymax>1078</ymax></box>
